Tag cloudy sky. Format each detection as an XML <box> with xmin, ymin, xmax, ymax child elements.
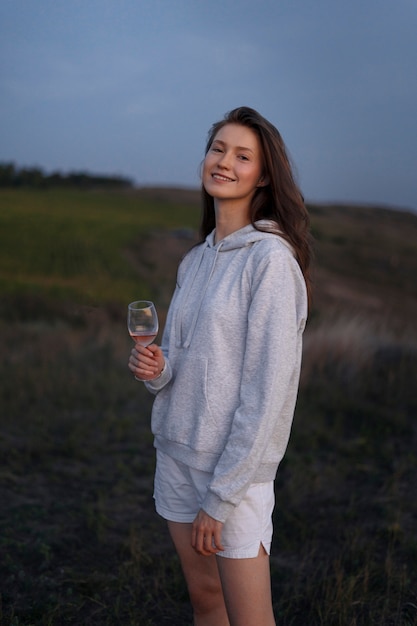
<box><xmin>1</xmin><ymin>0</ymin><xmax>416</xmax><ymax>211</ymax></box>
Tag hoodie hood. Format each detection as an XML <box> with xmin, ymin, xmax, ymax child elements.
<box><xmin>205</xmin><ymin>220</ymin><xmax>295</xmax><ymax>255</ymax></box>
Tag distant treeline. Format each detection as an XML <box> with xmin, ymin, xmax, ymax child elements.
<box><xmin>0</xmin><ymin>162</ymin><xmax>133</xmax><ymax>190</ymax></box>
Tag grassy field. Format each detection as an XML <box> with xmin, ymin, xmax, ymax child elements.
<box><xmin>0</xmin><ymin>188</ymin><xmax>416</xmax><ymax>625</ymax></box>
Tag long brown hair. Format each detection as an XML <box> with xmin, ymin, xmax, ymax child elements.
<box><xmin>200</xmin><ymin>106</ymin><xmax>312</xmax><ymax>306</ymax></box>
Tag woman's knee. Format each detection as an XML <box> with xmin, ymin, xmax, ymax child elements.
<box><xmin>187</xmin><ymin>573</ymin><xmax>224</xmax><ymax>615</ymax></box>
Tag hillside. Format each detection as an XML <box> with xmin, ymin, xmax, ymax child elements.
<box><xmin>127</xmin><ymin>191</ymin><xmax>417</xmax><ymax>334</ymax></box>
<box><xmin>309</xmin><ymin>202</ymin><xmax>417</xmax><ymax>319</ymax></box>
<box><xmin>1</xmin><ymin>187</ymin><xmax>416</xmax><ymax>322</ymax></box>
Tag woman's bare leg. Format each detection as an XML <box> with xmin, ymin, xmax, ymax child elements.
<box><xmin>216</xmin><ymin>544</ymin><xmax>276</xmax><ymax>626</ymax></box>
<box><xmin>168</xmin><ymin>521</ymin><xmax>230</xmax><ymax>626</ymax></box>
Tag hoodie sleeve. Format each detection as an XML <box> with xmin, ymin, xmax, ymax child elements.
<box><xmin>144</xmin><ymin>357</ymin><xmax>172</xmax><ymax>393</ymax></box>
<box><xmin>201</xmin><ymin>245</ymin><xmax>307</xmax><ymax>522</ymax></box>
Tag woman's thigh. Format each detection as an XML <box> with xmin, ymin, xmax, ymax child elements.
<box><xmin>168</xmin><ymin>521</ymin><xmax>229</xmax><ymax>621</ymax></box>
<box><xmin>168</xmin><ymin>522</ymin><xmax>275</xmax><ymax>626</ymax></box>
<box><xmin>168</xmin><ymin>520</ymin><xmax>221</xmax><ymax>585</ymax></box>
<box><xmin>216</xmin><ymin>544</ymin><xmax>276</xmax><ymax>626</ymax></box>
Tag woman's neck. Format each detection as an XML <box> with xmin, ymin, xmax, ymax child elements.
<box><xmin>214</xmin><ymin>200</ymin><xmax>251</xmax><ymax>243</ymax></box>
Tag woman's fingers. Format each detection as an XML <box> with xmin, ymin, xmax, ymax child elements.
<box><xmin>128</xmin><ymin>345</ymin><xmax>160</xmax><ymax>379</ymax></box>
<box><xmin>191</xmin><ymin>510</ymin><xmax>224</xmax><ymax>556</ymax></box>
<box><xmin>192</xmin><ymin>528</ymin><xmax>216</xmax><ymax>556</ymax></box>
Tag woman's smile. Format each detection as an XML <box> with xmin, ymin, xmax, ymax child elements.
<box><xmin>212</xmin><ymin>172</ymin><xmax>236</xmax><ymax>183</ymax></box>
<box><xmin>203</xmin><ymin>123</ymin><xmax>264</xmax><ymax>208</ymax></box>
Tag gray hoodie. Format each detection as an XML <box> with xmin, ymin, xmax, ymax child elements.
<box><xmin>145</xmin><ymin>221</ymin><xmax>307</xmax><ymax>523</ymax></box>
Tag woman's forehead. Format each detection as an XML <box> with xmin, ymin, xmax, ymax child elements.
<box><xmin>212</xmin><ymin>123</ymin><xmax>261</xmax><ymax>151</ymax></box>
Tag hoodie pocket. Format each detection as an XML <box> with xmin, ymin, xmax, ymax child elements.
<box><xmin>151</xmin><ymin>355</ymin><xmax>219</xmax><ymax>449</ymax></box>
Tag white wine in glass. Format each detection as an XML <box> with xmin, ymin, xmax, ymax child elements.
<box><xmin>127</xmin><ymin>300</ymin><xmax>159</xmax><ymax>346</ymax></box>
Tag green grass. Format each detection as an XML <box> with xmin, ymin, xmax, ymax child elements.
<box><xmin>0</xmin><ymin>188</ymin><xmax>199</xmax><ymax>307</ymax></box>
<box><xmin>1</xmin><ymin>189</ymin><xmax>417</xmax><ymax>625</ymax></box>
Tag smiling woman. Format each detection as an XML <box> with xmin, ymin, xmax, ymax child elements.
<box><xmin>128</xmin><ymin>106</ymin><xmax>312</xmax><ymax>625</ymax></box>
<box><xmin>201</xmin><ymin>107</ymin><xmax>312</xmax><ymax>295</ymax></box>
<box><xmin>202</xmin><ymin>124</ymin><xmax>268</xmax><ymax>237</ymax></box>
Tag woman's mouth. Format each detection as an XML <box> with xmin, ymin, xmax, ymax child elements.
<box><xmin>212</xmin><ymin>173</ymin><xmax>235</xmax><ymax>182</ymax></box>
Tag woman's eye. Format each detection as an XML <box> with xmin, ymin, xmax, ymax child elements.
<box><xmin>238</xmin><ymin>155</ymin><xmax>249</xmax><ymax>161</ymax></box>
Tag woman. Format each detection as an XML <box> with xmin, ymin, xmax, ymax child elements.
<box><xmin>128</xmin><ymin>106</ymin><xmax>312</xmax><ymax>626</ymax></box>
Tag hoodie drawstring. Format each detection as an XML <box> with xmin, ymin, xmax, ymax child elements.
<box><xmin>175</xmin><ymin>242</ymin><xmax>207</xmax><ymax>348</ymax></box>
<box><xmin>182</xmin><ymin>242</ymin><xmax>223</xmax><ymax>349</ymax></box>
<box><xmin>176</xmin><ymin>242</ymin><xmax>224</xmax><ymax>349</ymax></box>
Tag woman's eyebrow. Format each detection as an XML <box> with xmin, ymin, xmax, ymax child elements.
<box><xmin>212</xmin><ymin>139</ymin><xmax>254</xmax><ymax>153</ymax></box>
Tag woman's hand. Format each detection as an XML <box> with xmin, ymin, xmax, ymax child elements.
<box><xmin>128</xmin><ymin>343</ymin><xmax>165</xmax><ymax>381</ymax></box>
<box><xmin>191</xmin><ymin>509</ymin><xmax>224</xmax><ymax>556</ymax></box>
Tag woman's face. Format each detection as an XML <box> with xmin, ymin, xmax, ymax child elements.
<box><xmin>202</xmin><ymin>123</ymin><xmax>266</xmax><ymax>207</ymax></box>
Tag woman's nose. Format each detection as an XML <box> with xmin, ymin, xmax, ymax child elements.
<box><xmin>218</xmin><ymin>152</ymin><xmax>231</xmax><ymax>168</ymax></box>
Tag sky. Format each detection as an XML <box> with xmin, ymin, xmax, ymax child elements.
<box><xmin>1</xmin><ymin>0</ymin><xmax>416</xmax><ymax>212</ymax></box>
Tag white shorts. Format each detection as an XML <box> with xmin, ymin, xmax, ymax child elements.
<box><xmin>153</xmin><ymin>448</ymin><xmax>275</xmax><ymax>559</ymax></box>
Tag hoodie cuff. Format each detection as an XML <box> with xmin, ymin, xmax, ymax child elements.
<box><xmin>202</xmin><ymin>490</ymin><xmax>236</xmax><ymax>524</ymax></box>
<box><xmin>144</xmin><ymin>360</ymin><xmax>172</xmax><ymax>392</ymax></box>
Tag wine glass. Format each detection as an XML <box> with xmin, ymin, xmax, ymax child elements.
<box><xmin>127</xmin><ymin>300</ymin><xmax>159</xmax><ymax>346</ymax></box>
